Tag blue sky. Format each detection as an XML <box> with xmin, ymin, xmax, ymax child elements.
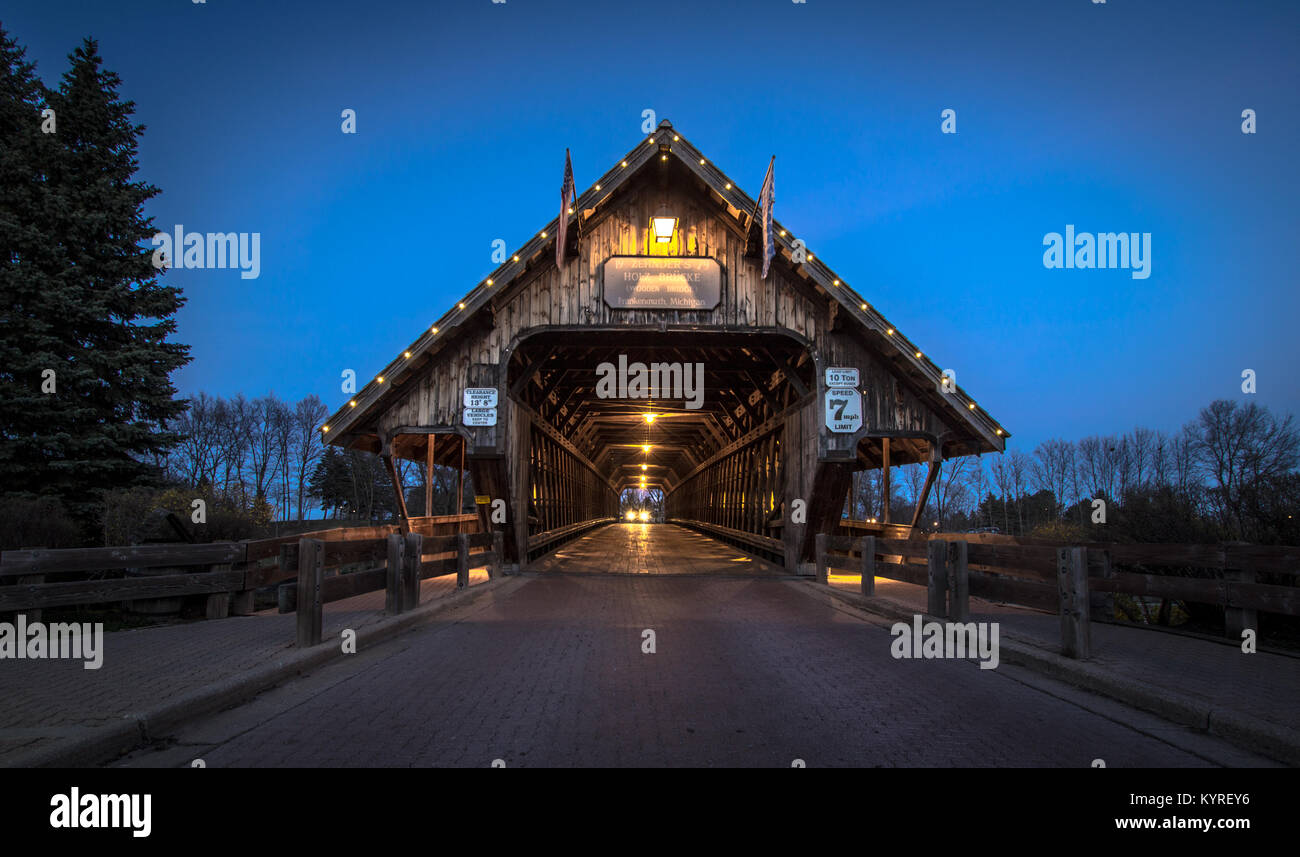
<box><xmin>5</xmin><ymin>0</ymin><xmax>1297</xmax><ymax>453</ymax></box>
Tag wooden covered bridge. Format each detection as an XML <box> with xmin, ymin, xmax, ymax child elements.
<box><xmin>319</xmin><ymin>121</ymin><xmax>1009</xmax><ymax>573</ymax></box>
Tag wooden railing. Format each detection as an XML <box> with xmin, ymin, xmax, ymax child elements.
<box><xmin>0</xmin><ymin>514</ymin><xmax>482</xmax><ymax>622</ymax></box>
<box><xmin>814</xmin><ymin>533</ymin><xmax>1300</xmax><ymax>658</ymax></box>
<box><xmin>291</xmin><ymin>530</ymin><xmax>504</xmax><ymax>647</ymax></box>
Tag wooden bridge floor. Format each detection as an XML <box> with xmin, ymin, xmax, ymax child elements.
<box><xmin>527</xmin><ymin>523</ymin><xmax>785</xmax><ymax>576</ymax></box>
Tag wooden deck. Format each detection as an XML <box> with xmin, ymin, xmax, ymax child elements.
<box><xmin>527</xmin><ymin>523</ymin><xmax>786</xmax><ymax>576</ymax></box>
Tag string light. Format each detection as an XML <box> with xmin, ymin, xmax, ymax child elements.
<box><xmin>914</xmin><ymin>351</ymin><xmax>923</xmax><ymax>359</ymax></box>
<box><xmin>431</xmin><ymin>326</ymin><xmax>438</xmax><ymax>334</ymax></box>
<box><xmin>513</xmin><ymin>255</ymin><xmax>520</xmax><ymax>261</ymax></box>
<box><xmin>458</xmin><ymin>302</ymin><xmax>466</xmax><ymax>309</ymax></box>
<box><xmin>486</xmin><ymin>279</ymin><xmax>493</xmax><ymax>285</ymax></box>
<box><xmin>349</xmin><ymin>400</ymin><xmax>357</xmax><ymax>407</ymax></box>
<box><xmin>860</xmin><ymin>303</ymin><xmax>867</xmax><ymax>310</ymax></box>
<box><xmin>376</xmin><ymin>376</ymin><xmax>384</xmax><ymax>383</ymax></box>
<box><xmin>621</xmin><ymin>161</ymin><xmax>628</xmax><ymax>167</ymax></box>
<box><xmin>404</xmin><ymin>351</ymin><xmax>411</xmax><ymax>358</ymax></box>
<box><xmin>886</xmin><ymin>328</ymin><xmax>894</xmax><ymax>335</ymax></box>
<box><xmin>321</xmin><ymin>425</ymin><xmax>329</xmax><ymax>432</ymax></box>
<box><xmin>642</xmin><ymin>444</ymin><xmax>651</xmax><ymax>453</ymax></box>
<box><xmin>832</xmin><ymin>279</ymin><xmax>839</xmax><ymax>286</ymax></box>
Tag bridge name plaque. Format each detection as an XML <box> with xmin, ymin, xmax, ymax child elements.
<box><xmin>602</xmin><ymin>256</ymin><xmax>722</xmax><ymax>310</ymax></box>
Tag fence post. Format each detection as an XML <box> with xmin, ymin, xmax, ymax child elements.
<box><xmin>456</xmin><ymin>532</ymin><xmax>470</xmax><ymax>589</ymax></box>
<box><xmin>859</xmin><ymin>536</ymin><xmax>876</xmax><ymax>597</ymax></box>
<box><xmin>1223</xmin><ymin>559</ymin><xmax>1256</xmax><ymax>642</ymax></box>
<box><xmin>17</xmin><ymin>575</ymin><xmax>43</xmax><ymax>624</ymax></box>
<box><xmin>927</xmin><ymin>539</ymin><xmax>948</xmax><ymax>617</ymax></box>
<box><xmin>490</xmin><ymin>531</ymin><xmax>504</xmax><ymax>580</ymax></box>
<box><xmin>402</xmin><ymin>532</ymin><xmax>423</xmax><ymax>610</ymax></box>
<box><xmin>296</xmin><ymin>538</ymin><xmax>324</xmax><ymax>648</ymax></box>
<box><xmin>814</xmin><ymin>533</ymin><xmax>829</xmax><ymax>584</ymax></box>
<box><xmin>947</xmin><ymin>540</ymin><xmax>969</xmax><ymax>622</ymax></box>
<box><xmin>1057</xmin><ymin>546</ymin><xmax>1090</xmax><ymax>658</ymax></box>
<box><xmin>385</xmin><ymin>533</ymin><xmax>405</xmax><ymax>614</ymax></box>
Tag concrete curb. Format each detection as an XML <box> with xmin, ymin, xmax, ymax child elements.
<box><xmin>6</xmin><ymin>575</ymin><xmax>529</xmax><ymax>768</ymax></box>
<box><xmin>796</xmin><ymin>580</ymin><xmax>1300</xmax><ymax>767</ymax></box>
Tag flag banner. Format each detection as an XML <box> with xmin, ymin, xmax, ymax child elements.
<box><xmin>757</xmin><ymin>156</ymin><xmax>775</xmax><ymax>279</ymax></box>
<box><xmin>558</xmin><ymin>149</ymin><xmax>576</xmax><ymax>270</ymax></box>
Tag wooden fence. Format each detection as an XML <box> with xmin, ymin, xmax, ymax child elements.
<box><xmin>815</xmin><ymin>533</ymin><xmax>1300</xmax><ymax>659</ymax></box>
<box><xmin>0</xmin><ymin>514</ymin><xmax>489</xmax><ymax>646</ymax></box>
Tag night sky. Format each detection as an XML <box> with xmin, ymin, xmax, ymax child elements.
<box><xmin>5</xmin><ymin>0</ymin><xmax>1296</xmax><ymax>452</ymax></box>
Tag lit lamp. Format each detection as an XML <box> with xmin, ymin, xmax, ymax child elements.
<box><xmin>650</xmin><ymin>205</ymin><xmax>677</xmax><ymax>244</ymax></box>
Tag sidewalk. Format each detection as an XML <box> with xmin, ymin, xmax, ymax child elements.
<box><xmin>0</xmin><ymin>569</ymin><xmax>495</xmax><ymax>767</ymax></box>
<box><xmin>819</xmin><ymin>572</ymin><xmax>1300</xmax><ymax>765</ymax></box>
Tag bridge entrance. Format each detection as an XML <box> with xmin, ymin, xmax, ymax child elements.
<box><xmin>506</xmin><ymin>329</ymin><xmax>811</xmax><ymax>563</ymax></box>
<box><xmin>318</xmin><ymin>120</ymin><xmax>1008</xmax><ymax>575</ymax></box>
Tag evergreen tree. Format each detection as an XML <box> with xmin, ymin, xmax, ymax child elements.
<box><xmin>0</xmin><ymin>33</ymin><xmax>190</xmax><ymax>523</ymax></box>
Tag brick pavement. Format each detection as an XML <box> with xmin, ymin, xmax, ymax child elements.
<box><xmin>0</xmin><ymin>569</ymin><xmax>489</xmax><ymax>765</ymax></box>
<box><xmin>827</xmin><ymin>573</ymin><xmax>1300</xmax><ymax>736</ymax></box>
<box><xmin>119</xmin><ymin>572</ymin><xmax>1279</xmax><ymax>767</ymax></box>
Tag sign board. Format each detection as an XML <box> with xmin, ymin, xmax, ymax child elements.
<box><xmin>825</xmin><ymin>367</ymin><xmax>859</xmax><ymax>388</ymax></box>
<box><xmin>824</xmin><ymin>388</ymin><xmax>863</xmax><ymax>433</ymax></box>
<box><xmin>602</xmin><ymin>256</ymin><xmax>722</xmax><ymax>310</ymax></box>
<box><xmin>474</xmin><ymin>495</ymin><xmax>491</xmax><ymax>505</ymax></box>
<box><xmin>463</xmin><ymin>388</ymin><xmax>498</xmax><ymax>409</ymax></box>
<box><xmin>463</xmin><ymin>407</ymin><xmax>497</xmax><ymax>427</ymax></box>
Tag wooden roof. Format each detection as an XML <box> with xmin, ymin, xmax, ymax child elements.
<box><xmin>321</xmin><ymin>121</ymin><xmax>1009</xmax><ymax>451</ymax></box>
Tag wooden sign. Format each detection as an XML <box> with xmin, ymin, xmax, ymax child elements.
<box><xmin>602</xmin><ymin>256</ymin><xmax>722</xmax><ymax>310</ymax></box>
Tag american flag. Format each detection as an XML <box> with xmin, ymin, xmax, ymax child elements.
<box><xmin>558</xmin><ymin>148</ymin><xmax>576</xmax><ymax>270</ymax></box>
<box><xmin>757</xmin><ymin>156</ymin><xmax>775</xmax><ymax>279</ymax></box>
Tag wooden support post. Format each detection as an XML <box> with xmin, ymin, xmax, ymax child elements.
<box><xmin>860</xmin><ymin>535</ymin><xmax>876</xmax><ymax>596</ymax></box>
<box><xmin>381</xmin><ymin>452</ymin><xmax>411</xmax><ymax>533</ymax></box>
<box><xmin>1057</xmin><ymin>546</ymin><xmax>1091</xmax><ymax>659</ymax></box>
<box><xmin>231</xmin><ymin>560</ymin><xmax>256</xmax><ymax>617</ymax></box>
<box><xmin>881</xmin><ymin>438</ymin><xmax>891</xmax><ymax>525</ymax></box>
<box><xmin>1223</xmin><ymin>566</ymin><xmax>1257</xmax><ymax>641</ymax></box>
<box><xmin>458</xmin><ymin>437</ymin><xmax>466</xmax><ymax>513</ymax></box>
<box><xmin>910</xmin><ymin>444</ymin><xmax>943</xmax><ymax>529</ymax></box>
<box><xmin>947</xmin><ymin>540</ymin><xmax>969</xmax><ymax>622</ymax></box>
<box><xmin>203</xmin><ymin>562</ymin><xmax>233</xmax><ymax>619</ymax></box>
<box><xmin>17</xmin><ymin>575</ymin><xmax>43</xmax><ymax>623</ymax></box>
<box><xmin>814</xmin><ymin>533</ymin><xmax>829</xmax><ymax>584</ymax></box>
<box><xmin>490</xmin><ymin>531</ymin><xmax>504</xmax><ymax>579</ymax></box>
<box><xmin>385</xmin><ymin>533</ymin><xmax>405</xmax><ymax>613</ymax></box>
<box><xmin>456</xmin><ymin>532</ymin><xmax>470</xmax><ymax>589</ymax></box>
<box><xmin>425</xmin><ymin>434</ymin><xmax>435</xmax><ymax>517</ymax></box>
<box><xmin>402</xmin><ymin>532</ymin><xmax>422</xmax><ymax>610</ymax></box>
<box><xmin>926</xmin><ymin>538</ymin><xmax>948</xmax><ymax>617</ymax></box>
<box><xmin>295</xmin><ymin>538</ymin><xmax>324</xmax><ymax>648</ymax></box>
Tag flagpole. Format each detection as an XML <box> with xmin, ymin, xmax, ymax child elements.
<box><xmin>743</xmin><ymin>156</ymin><xmax>774</xmax><ymax>256</ymax></box>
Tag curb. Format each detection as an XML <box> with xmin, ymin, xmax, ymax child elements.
<box><xmin>6</xmin><ymin>575</ymin><xmax>529</xmax><ymax>768</ymax></box>
<box><xmin>796</xmin><ymin>580</ymin><xmax>1300</xmax><ymax>767</ymax></box>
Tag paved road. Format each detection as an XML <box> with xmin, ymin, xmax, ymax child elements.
<box><xmin>115</xmin><ymin>571</ymin><xmax>1275</xmax><ymax>767</ymax></box>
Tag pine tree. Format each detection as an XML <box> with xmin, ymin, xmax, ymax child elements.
<box><xmin>0</xmin><ymin>33</ymin><xmax>190</xmax><ymax>523</ymax></box>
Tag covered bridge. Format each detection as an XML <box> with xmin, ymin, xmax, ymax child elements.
<box><xmin>320</xmin><ymin>121</ymin><xmax>1008</xmax><ymax>572</ymax></box>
